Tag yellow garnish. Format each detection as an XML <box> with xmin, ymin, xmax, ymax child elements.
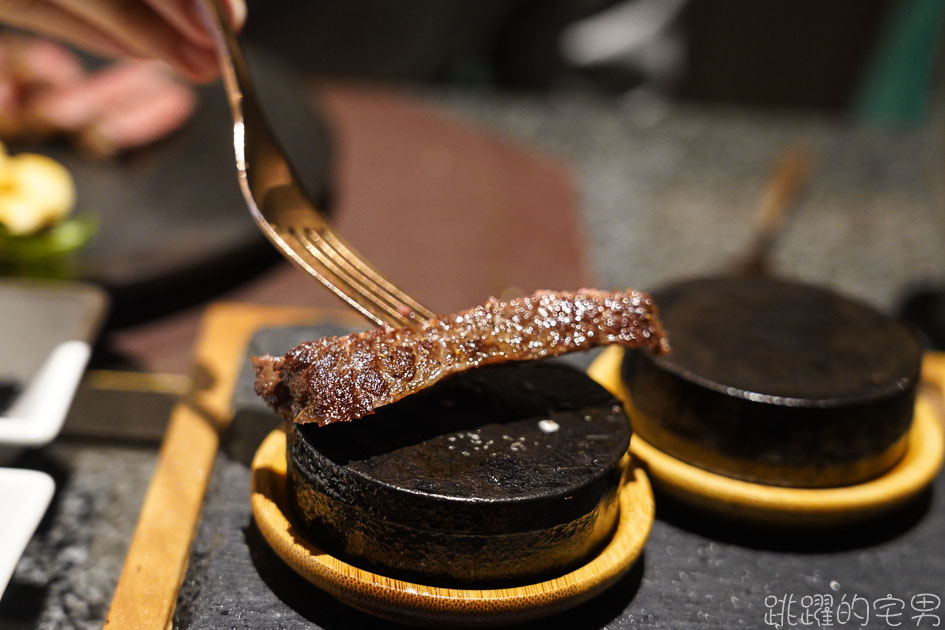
<box><xmin>0</xmin><ymin>141</ymin><xmax>76</xmax><ymax>236</ymax></box>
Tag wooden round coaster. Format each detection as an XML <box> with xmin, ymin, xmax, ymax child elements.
<box><xmin>589</xmin><ymin>346</ymin><xmax>945</xmax><ymax>525</ymax></box>
<box><xmin>250</xmin><ymin>428</ymin><xmax>655</xmax><ymax>627</ymax></box>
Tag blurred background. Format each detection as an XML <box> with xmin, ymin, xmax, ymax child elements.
<box><xmin>243</xmin><ymin>0</ymin><xmax>940</xmax><ymax>121</ymax></box>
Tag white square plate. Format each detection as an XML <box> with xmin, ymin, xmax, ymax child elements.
<box><xmin>0</xmin><ymin>280</ymin><xmax>107</xmax><ymax>460</ymax></box>
<box><xmin>0</xmin><ymin>468</ymin><xmax>55</xmax><ymax>597</ymax></box>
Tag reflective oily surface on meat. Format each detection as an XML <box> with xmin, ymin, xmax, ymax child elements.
<box><xmin>254</xmin><ymin>289</ymin><xmax>668</xmax><ymax>426</ymax></box>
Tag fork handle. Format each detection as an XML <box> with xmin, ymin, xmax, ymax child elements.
<box><xmin>198</xmin><ymin>0</ymin><xmax>436</xmax><ymax>329</ymax></box>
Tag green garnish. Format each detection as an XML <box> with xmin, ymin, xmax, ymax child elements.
<box><xmin>0</xmin><ymin>215</ymin><xmax>97</xmax><ymax>265</ymax></box>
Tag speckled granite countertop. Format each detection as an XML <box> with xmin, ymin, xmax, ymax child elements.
<box><xmin>2</xmin><ymin>90</ymin><xmax>943</xmax><ymax>629</ymax></box>
<box><xmin>1</xmin><ymin>443</ymin><xmax>159</xmax><ymax>629</ymax></box>
<box><xmin>426</xmin><ymin>91</ymin><xmax>945</xmax><ymax>311</ymax></box>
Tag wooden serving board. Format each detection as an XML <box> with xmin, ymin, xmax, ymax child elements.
<box><xmin>106</xmin><ymin>303</ymin><xmax>945</xmax><ymax>630</ymax></box>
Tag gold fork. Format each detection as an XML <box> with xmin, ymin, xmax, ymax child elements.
<box><xmin>198</xmin><ymin>0</ymin><xmax>434</xmax><ymax>328</ymax></box>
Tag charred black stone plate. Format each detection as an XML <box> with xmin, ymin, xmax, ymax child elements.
<box><xmin>621</xmin><ymin>276</ymin><xmax>921</xmax><ymax>488</ymax></box>
<box><xmin>287</xmin><ymin>361</ymin><xmax>630</xmax><ymax>587</ymax></box>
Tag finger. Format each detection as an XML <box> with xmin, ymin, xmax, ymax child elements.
<box><xmin>79</xmin><ymin>81</ymin><xmax>196</xmax><ymax>157</ymax></box>
<box><xmin>221</xmin><ymin>0</ymin><xmax>249</xmax><ymax>30</ymax></box>
<box><xmin>30</xmin><ymin>61</ymin><xmax>176</xmax><ymax>132</ymax></box>
<box><xmin>49</xmin><ymin>0</ymin><xmax>218</xmax><ymax>81</ymax></box>
<box><xmin>0</xmin><ymin>0</ymin><xmax>134</xmax><ymax>60</ymax></box>
<box><xmin>142</xmin><ymin>0</ymin><xmax>247</xmax><ymax>47</ymax></box>
<box><xmin>12</xmin><ymin>38</ymin><xmax>85</xmax><ymax>87</ymax></box>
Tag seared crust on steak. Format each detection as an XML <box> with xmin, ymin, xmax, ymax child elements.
<box><xmin>254</xmin><ymin>289</ymin><xmax>668</xmax><ymax>426</ymax></box>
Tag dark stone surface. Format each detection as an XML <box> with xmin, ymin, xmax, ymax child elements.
<box><xmin>288</xmin><ymin>362</ymin><xmax>629</xmax><ymax>586</ymax></box>
<box><xmin>639</xmin><ymin>276</ymin><xmax>920</xmax><ymax>402</ymax></box>
<box><xmin>623</xmin><ymin>276</ymin><xmax>921</xmax><ymax>486</ymax></box>
<box><xmin>175</xmin><ymin>323</ymin><xmax>945</xmax><ymax>630</ymax></box>
<box><xmin>292</xmin><ymin>363</ymin><xmax>628</xmax><ymax>514</ymax></box>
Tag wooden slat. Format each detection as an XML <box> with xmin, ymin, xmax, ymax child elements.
<box><xmin>104</xmin><ymin>303</ymin><xmax>334</xmax><ymax>630</ymax></box>
<box><xmin>922</xmin><ymin>353</ymin><xmax>945</xmax><ymax>430</ymax></box>
<box><xmin>923</xmin><ymin>353</ymin><xmax>945</xmax><ymax>398</ymax></box>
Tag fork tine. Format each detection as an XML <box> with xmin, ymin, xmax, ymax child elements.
<box><xmin>254</xmin><ymin>180</ymin><xmax>424</xmax><ymax>328</ymax></box>
<box><xmin>288</xmin><ymin>227</ymin><xmax>420</xmax><ymax>327</ymax></box>
<box><xmin>256</xmin><ymin>181</ymin><xmax>432</xmax><ymax>327</ymax></box>
<box><xmin>309</xmin><ymin>228</ymin><xmax>436</xmax><ymax>320</ymax></box>
<box><xmin>274</xmin><ymin>228</ymin><xmax>414</xmax><ymax>328</ymax></box>
<box><xmin>201</xmin><ymin>0</ymin><xmax>435</xmax><ymax>330</ymax></box>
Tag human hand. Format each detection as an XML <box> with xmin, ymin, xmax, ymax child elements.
<box><xmin>0</xmin><ymin>0</ymin><xmax>247</xmax><ymax>82</ymax></box>
<box><xmin>1</xmin><ymin>36</ymin><xmax>198</xmax><ymax>157</ymax></box>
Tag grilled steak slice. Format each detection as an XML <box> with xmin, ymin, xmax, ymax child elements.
<box><xmin>254</xmin><ymin>288</ymin><xmax>668</xmax><ymax>426</ymax></box>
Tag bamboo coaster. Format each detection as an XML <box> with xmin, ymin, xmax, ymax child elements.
<box><xmin>250</xmin><ymin>428</ymin><xmax>655</xmax><ymax>627</ymax></box>
<box><xmin>589</xmin><ymin>346</ymin><xmax>945</xmax><ymax>526</ymax></box>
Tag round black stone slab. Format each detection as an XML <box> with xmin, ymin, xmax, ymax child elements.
<box><xmin>621</xmin><ymin>276</ymin><xmax>921</xmax><ymax>488</ymax></box>
<box><xmin>286</xmin><ymin>361</ymin><xmax>630</xmax><ymax>587</ymax></box>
